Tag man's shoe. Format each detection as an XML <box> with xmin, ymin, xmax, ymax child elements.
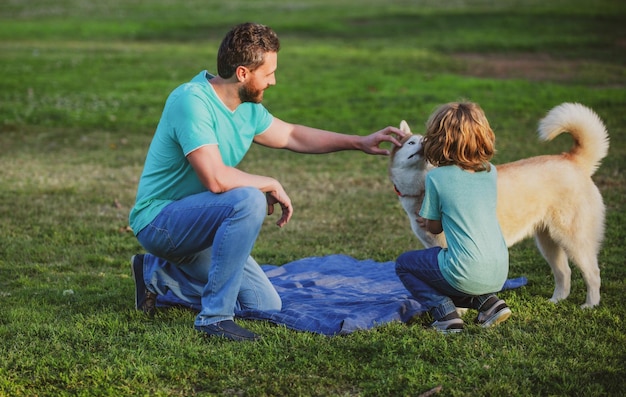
<box><xmin>195</xmin><ymin>320</ymin><xmax>261</xmax><ymax>342</ymax></box>
<box><xmin>131</xmin><ymin>254</ymin><xmax>157</xmax><ymax>316</ymax></box>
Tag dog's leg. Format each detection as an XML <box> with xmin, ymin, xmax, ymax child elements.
<box><xmin>563</xmin><ymin>200</ymin><xmax>603</xmax><ymax>308</ymax></box>
<box><xmin>548</xmin><ymin>196</ymin><xmax>603</xmax><ymax>308</ymax></box>
<box><xmin>558</xmin><ymin>228</ymin><xmax>602</xmax><ymax>309</ymax></box>
<box><xmin>576</xmin><ymin>259</ymin><xmax>601</xmax><ymax>309</ymax></box>
<box><xmin>534</xmin><ymin>229</ymin><xmax>571</xmax><ymax>304</ymax></box>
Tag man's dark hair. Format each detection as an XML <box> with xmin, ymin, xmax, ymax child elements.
<box><xmin>217</xmin><ymin>22</ymin><xmax>280</xmax><ymax>79</ymax></box>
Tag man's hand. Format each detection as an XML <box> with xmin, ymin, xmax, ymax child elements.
<box><xmin>266</xmin><ymin>189</ymin><xmax>293</xmax><ymax>227</ymax></box>
<box><xmin>358</xmin><ymin>126</ymin><xmax>407</xmax><ymax>155</ymax></box>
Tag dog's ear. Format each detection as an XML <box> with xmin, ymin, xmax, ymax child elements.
<box><xmin>399</xmin><ymin>120</ymin><xmax>412</xmax><ymax>135</ymax></box>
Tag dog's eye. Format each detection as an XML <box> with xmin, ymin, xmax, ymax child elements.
<box><xmin>407</xmin><ymin>141</ymin><xmax>415</xmax><ymax>145</ymax></box>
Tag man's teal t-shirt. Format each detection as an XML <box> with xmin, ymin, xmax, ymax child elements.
<box><xmin>419</xmin><ymin>165</ymin><xmax>509</xmax><ymax>295</ymax></box>
<box><xmin>129</xmin><ymin>71</ymin><xmax>274</xmax><ymax>234</ymax></box>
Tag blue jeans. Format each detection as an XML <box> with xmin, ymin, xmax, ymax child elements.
<box><xmin>396</xmin><ymin>247</ymin><xmax>495</xmax><ymax>320</ymax></box>
<box><xmin>136</xmin><ymin>187</ymin><xmax>281</xmax><ymax>327</ymax></box>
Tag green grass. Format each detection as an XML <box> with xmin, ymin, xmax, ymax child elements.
<box><xmin>1</xmin><ymin>0</ymin><xmax>625</xmax><ymax>396</ymax></box>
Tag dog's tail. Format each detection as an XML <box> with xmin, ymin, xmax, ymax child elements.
<box><xmin>538</xmin><ymin>102</ymin><xmax>609</xmax><ymax>176</ymax></box>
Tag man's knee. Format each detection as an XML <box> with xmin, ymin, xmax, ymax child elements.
<box><xmin>238</xmin><ymin>287</ymin><xmax>282</xmax><ymax>312</ymax></box>
<box><xmin>262</xmin><ymin>292</ymin><xmax>282</xmax><ymax>312</ymax></box>
<box><xmin>233</xmin><ymin>186</ymin><xmax>265</xmax><ymax>207</ymax></box>
<box><xmin>231</xmin><ymin>187</ymin><xmax>266</xmax><ymax>219</ymax></box>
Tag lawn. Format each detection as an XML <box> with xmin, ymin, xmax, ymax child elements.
<box><xmin>0</xmin><ymin>0</ymin><xmax>625</xmax><ymax>396</ymax></box>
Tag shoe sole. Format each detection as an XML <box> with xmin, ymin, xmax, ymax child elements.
<box><xmin>432</xmin><ymin>318</ymin><xmax>464</xmax><ymax>334</ymax></box>
<box><xmin>480</xmin><ymin>307</ymin><xmax>512</xmax><ymax>328</ymax></box>
<box><xmin>438</xmin><ymin>327</ymin><xmax>463</xmax><ymax>334</ymax></box>
<box><xmin>130</xmin><ymin>255</ymin><xmax>142</xmax><ymax>310</ymax></box>
<box><xmin>195</xmin><ymin>323</ymin><xmax>261</xmax><ymax>342</ymax></box>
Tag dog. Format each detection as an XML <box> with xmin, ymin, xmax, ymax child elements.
<box><xmin>389</xmin><ymin>102</ymin><xmax>609</xmax><ymax>308</ymax></box>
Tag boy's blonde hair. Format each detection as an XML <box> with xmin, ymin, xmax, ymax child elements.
<box><xmin>422</xmin><ymin>101</ymin><xmax>495</xmax><ymax>172</ymax></box>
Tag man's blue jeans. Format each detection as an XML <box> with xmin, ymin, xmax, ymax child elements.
<box><xmin>396</xmin><ymin>247</ymin><xmax>494</xmax><ymax>320</ymax></box>
<box><xmin>136</xmin><ymin>187</ymin><xmax>281</xmax><ymax>327</ymax></box>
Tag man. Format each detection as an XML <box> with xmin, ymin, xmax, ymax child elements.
<box><xmin>129</xmin><ymin>22</ymin><xmax>406</xmax><ymax>341</ymax></box>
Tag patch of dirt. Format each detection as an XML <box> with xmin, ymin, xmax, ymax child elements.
<box><xmin>453</xmin><ymin>52</ymin><xmax>593</xmax><ymax>82</ymax></box>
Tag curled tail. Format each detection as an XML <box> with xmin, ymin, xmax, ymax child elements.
<box><xmin>538</xmin><ymin>102</ymin><xmax>609</xmax><ymax>176</ymax></box>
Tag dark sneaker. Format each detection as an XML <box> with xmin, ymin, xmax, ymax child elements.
<box><xmin>131</xmin><ymin>254</ymin><xmax>157</xmax><ymax>316</ymax></box>
<box><xmin>431</xmin><ymin>317</ymin><xmax>464</xmax><ymax>334</ymax></box>
<box><xmin>476</xmin><ymin>299</ymin><xmax>511</xmax><ymax>328</ymax></box>
<box><xmin>195</xmin><ymin>320</ymin><xmax>261</xmax><ymax>342</ymax></box>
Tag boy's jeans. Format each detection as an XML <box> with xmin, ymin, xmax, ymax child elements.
<box><xmin>396</xmin><ymin>247</ymin><xmax>494</xmax><ymax>320</ymax></box>
<box><xmin>136</xmin><ymin>187</ymin><xmax>281</xmax><ymax>327</ymax></box>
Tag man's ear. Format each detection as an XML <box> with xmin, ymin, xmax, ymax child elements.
<box><xmin>235</xmin><ymin>65</ymin><xmax>249</xmax><ymax>82</ymax></box>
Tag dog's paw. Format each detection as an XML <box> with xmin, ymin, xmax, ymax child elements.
<box><xmin>548</xmin><ymin>297</ymin><xmax>562</xmax><ymax>304</ymax></box>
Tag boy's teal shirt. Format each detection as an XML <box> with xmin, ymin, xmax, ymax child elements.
<box><xmin>129</xmin><ymin>71</ymin><xmax>274</xmax><ymax>235</ymax></box>
<box><xmin>420</xmin><ymin>165</ymin><xmax>509</xmax><ymax>295</ymax></box>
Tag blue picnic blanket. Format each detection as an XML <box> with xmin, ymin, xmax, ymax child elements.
<box><xmin>156</xmin><ymin>254</ymin><xmax>527</xmax><ymax>336</ymax></box>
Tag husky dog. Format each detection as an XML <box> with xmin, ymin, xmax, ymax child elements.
<box><xmin>389</xmin><ymin>103</ymin><xmax>608</xmax><ymax>308</ymax></box>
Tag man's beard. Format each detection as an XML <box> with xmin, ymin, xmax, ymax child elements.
<box><xmin>238</xmin><ymin>82</ymin><xmax>263</xmax><ymax>104</ymax></box>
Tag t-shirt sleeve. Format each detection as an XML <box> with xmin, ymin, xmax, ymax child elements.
<box><xmin>255</xmin><ymin>104</ymin><xmax>273</xmax><ymax>135</ymax></box>
<box><xmin>419</xmin><ymin>173</ymin><xmax>441</xmax><ymax>220</ymax></box>
<box><xmin>169</xmin><ymin>92</ymin><xmax>217</xmax><ymax>156</ymax></box>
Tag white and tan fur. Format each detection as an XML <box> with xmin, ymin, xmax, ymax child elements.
<box><xmin>389</xmin><ymin>102</ymin><xmax>609</xmax><ymax>308</ymax></box>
